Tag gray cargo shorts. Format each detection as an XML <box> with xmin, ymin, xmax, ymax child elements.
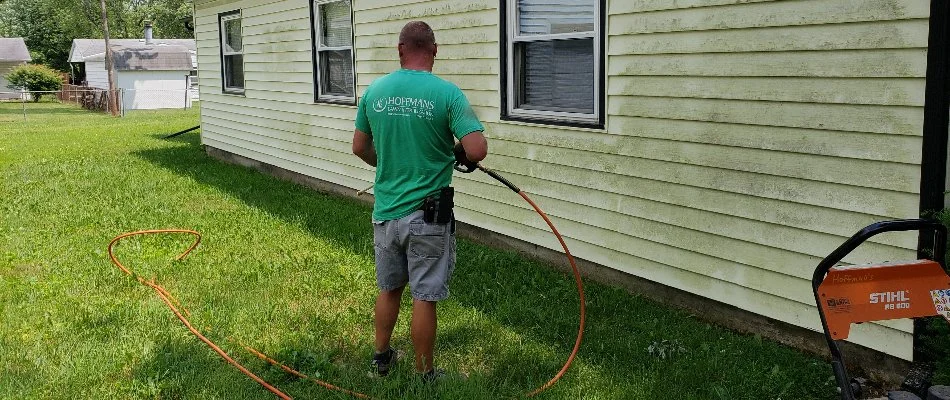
<box><xmin>373</xmin><ymin>210</ymin><xmax>456</xmax><ymax>302</ymax></box>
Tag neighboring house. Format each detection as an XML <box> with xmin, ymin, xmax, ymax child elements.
<box><xmin>192</xmin><ymin>0</ymin><xmax>949</xmax><ymax>364</ymax></box>
<box><xmin>0</xmin><ymin>38</ymin><xmax>31</xmax><ymax>99</ymax></box>
<box><xmin>81</xmin><ymin>44</ymin><xmax>194</xmax><ymax>110</ymax></box>
<box><xmin>68</xmin><ymin>35</ymin><xmax>199</xmax><ymax>108</ymax></box>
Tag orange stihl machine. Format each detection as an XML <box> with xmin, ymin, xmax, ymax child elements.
<box><xmin>813</xmin><ymin>219</ymin><xmax>950</xmax><ymax>400</ymax></box>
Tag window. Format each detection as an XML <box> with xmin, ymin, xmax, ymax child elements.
<box><xmin>311</xmin><ymin>0</ymin><xmax>355</xmax><ymax>103</ymax></box>
<box><xmin>219</xmin><ymin>11</ymin><xmax>244</xmax><ymax>94</ymax></box>
<box><xmin>503</xmin><ymin>0</ymin><xmax>603</xmax><ymax>126</ymax></box>
<box><xmin>189</xmin><ymin>70</ymin><xmax>199</xmax><ymax>91</ymax></box>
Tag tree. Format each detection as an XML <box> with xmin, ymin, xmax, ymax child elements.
<box><xmin>127</xmin><ymin>0</ymin><xmax>195</xmax><ymax>39</ymax></box>
<box><xmin>5</xmin><ymin>64</ymin><xmax>64</xmax><ymax>102</ymax></box>
<box><xmin>0</xmin><ymin>0</ymin><xmax>77</xmax><ymax>71</ymax></box>
<box><xmin>0</xmin><ymin>0</ymin><xmax>194</xmax><ymax>72</ymax></box>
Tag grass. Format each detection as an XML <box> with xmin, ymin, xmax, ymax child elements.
<box><xmin>0</xmin><ymin>102</ymin><xmax>839</xmax><ymax>399</ymax></box>
<box><xmin>924</xmin><ymin>210</ymin><xmax>950</xmax><ymax>387</ymax></box>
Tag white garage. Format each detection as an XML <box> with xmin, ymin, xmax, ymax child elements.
<box><xmin>68</xmin><ymin>38</ymin><xmax>197</xmax><ymax>110</ymax></box>
<box><xmin>110</xmin><ymin>45</ymin><xmax>194</xmax><ymax>110</ymax></box>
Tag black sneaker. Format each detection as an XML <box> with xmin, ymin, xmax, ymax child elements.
<box><xmin>421</xmin><ymin>368</ymin><xmax>445</xmax><ymax>383</ymax></box>
<box><xmin>369</xmin><ymin>348</ymin><xmax>397</xmax><ymax>377</ymax></box>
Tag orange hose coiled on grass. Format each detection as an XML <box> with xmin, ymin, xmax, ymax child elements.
<box><xmin>109</xmin><ymin>229</ymin><xmax>375</xmax><ymax>399</ymax></box>
<box><xmin>108</xmin><ymin>189</ymin><xmax>585</xmax><ymax>399</ymax></box>
<box><xmin>108</xmin><ymin>230</ymin><xmax>293</xmax><ymax>400</ymax></box>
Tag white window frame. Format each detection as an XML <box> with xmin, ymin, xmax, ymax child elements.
<box><xmin>312</xmin><ymin>0</ymin><xmax>356</xmax><ymax>104</ymax></box>
<box><xmin>504</xmin><ymin>0</ymin><xmax>603</xmax><ymax>126</ymax></box>
<box><xmin>219</xmin><ymin>11</ymin><xmax>244</xmax><ymax>94</ymax></box>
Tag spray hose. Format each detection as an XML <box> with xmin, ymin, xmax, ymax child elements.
<box><xmin>108</xmin><ymin>164</ymin><xmax>586</xmax><ymax>399</ymax></box>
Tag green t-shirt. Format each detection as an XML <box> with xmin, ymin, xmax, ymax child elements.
<box><xmin>355</xmin><ymin>69</ymin><xmax>484</xmax><ymax>221</ymax></box>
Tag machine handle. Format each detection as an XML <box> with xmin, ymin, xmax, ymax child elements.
<box><xmin>812</xmin><ymin>219</ymin><xmax>946</xmax><ymax>290</ymax></box>
<box><xmin>813</xmin><ymin>219</ymin><xmax>946</xmax><ymax>400</ymax></box>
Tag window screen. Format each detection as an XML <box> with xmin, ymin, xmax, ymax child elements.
<box><xmin>519</xmin><ymin>38</ymin><xmax>594</xmax><ymax>113</ymax></box>
<box><xmin>517</xmin><ymin>0</ymin><xmax>595</xmax><ymax>35</ymax></box>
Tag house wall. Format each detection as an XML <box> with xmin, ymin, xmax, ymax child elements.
<box><xmin>85</xmin><ymin>61</ymin><xmax>109</xmax><ymax>89</ymax></box>
<box><xmin>0</xmin><ymin>61</ymin><xmax>26</xmax><ymax>99</ymax></box>
<box><xmin>193</xmin><ymin>0</ymin><xmax>930</xmax><ymax>360</ymax></box>
<box><xmin>117</xmin><ymin>70</ymin><xmax>191</xmax><ymax>110</ymax></box>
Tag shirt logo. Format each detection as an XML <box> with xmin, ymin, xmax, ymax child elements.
<box><xmin>373</xmin><ymin>98</ymin><xmax>388</xmax><ymax>113</ymax></box>
<box><xmin>372</xmin><ymin>96</ymin><xmax>436</xmax><ymax>120</ymax></box>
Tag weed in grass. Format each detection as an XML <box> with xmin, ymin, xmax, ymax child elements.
<box><xmin>0</xmin><ymin>102</ymin><xmax>838</xmax><ymax>399</ymax></box>
<box><xmin>647</xmin><ymin>339</ymin><xmax>688</xmax><ymax>360</ymax></box>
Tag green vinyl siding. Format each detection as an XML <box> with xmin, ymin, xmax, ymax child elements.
<box><xmin>194</xmin><ymin>0</ymin><xmax>929</xmax><ymax>360</ymax></box>
<box><xmin>600</xmin><ymin>0</ymin><xmax>925</xmax><ymax>360</ymax></box>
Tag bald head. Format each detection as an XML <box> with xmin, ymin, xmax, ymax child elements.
<box><xmin>398</xmin><ymin>21</ymin><xmax>436</xmax><ymax>54</ymax></box>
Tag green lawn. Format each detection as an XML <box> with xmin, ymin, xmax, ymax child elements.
<box><xmin>0</xmin><ymin>102</ymin><xmax>839</xmax><ymax>399</ymax></box>
<box><xmin>925</xmin><ymin>211</ymin><xmax>950</xmax><ymax>386</ymax></box>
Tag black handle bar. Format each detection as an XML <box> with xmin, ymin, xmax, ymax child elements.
<box><xmin>811</xmin><ymin>219</ymin><xmax>946</xmax><ymax>400</ymax></box>
<box><xmin>812</xmin><ymin>219</ymin><xmax>946</xmax><ymax>291</ymax></box>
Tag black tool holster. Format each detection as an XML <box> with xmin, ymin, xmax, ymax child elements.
<box><xmin>422</xmin><ymin>187</ymin><xmax>454</xmax><ymax>224</ymax></box>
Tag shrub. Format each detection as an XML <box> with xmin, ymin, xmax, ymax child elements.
<box><xmin>5</xmin><ymin>64</ymin><xmax>63</xmax><ymax>102</ymax></box>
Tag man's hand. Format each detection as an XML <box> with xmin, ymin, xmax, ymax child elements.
<box><xmin>453</xmin><ymin>131</ymin><xmax>487</xmax><ymax>173</ymax></box>
<box><xmin>453</xmin><ymin>142</ymin><xmax>478</xmax><ymax>172</ymax></box>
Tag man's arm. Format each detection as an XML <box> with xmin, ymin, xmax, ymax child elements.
<box><xmin>458</xmin><ymin>131</ymin><xmax>487</xmax><ymax>163</ymax></box>
<box><xmin>352</xmin><ymin>129</ymin><xmax>377</xmax><ymax>167</ymax></box>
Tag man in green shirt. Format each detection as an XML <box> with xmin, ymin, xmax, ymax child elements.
<box><xmin>352</xmin><ymin>21</ymin><xmax>488</xmax><ymax>381</ymax></box>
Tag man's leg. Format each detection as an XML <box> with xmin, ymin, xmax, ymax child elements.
<box><xmin>375</xmin><ymin>285</ymin><xmax>405</xmax><ymax>353</ymax></box>
<box><xmin>403</xmin><ymin>209</ymin><xmax>454</xmax><ymax>376</ymax></box>
<box><xmin>411</xmin><ymin>298</ymin><xmax>437</xmax><ymax>373</ymax></box>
